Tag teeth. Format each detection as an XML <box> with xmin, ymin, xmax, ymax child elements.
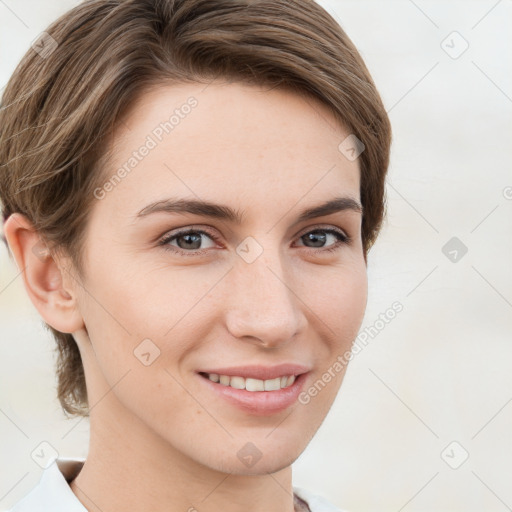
<box><xmin>230</xmin><ymin>376</ymin><xmax>245</xmax><ymax>390</ymax></box>
<box><xmin>205</xmin><ymin>373</ymin><xmax>296</xmax><ymax>391</ymax></box>
<box><xmin>246</xmin><ymin>378</ymin><xmax>265</xmax><ymax>391</ymax></box>
<box><xmin>264</xmin><ymin>377</ymin><xmax>281</xmax><ymax>391</ymax></box>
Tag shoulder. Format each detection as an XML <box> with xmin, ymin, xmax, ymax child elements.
<box><xmin>293</xmin><ymin>485</ymin><xmax>351</xmax><ymax>512</ymax></box>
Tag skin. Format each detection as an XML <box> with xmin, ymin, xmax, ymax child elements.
<box><xmin>4</xmin><ymin>80</ymin><xmax>368</xmax><ymax>512</ymax></box>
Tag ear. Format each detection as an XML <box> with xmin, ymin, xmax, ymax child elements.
<box><xmin>3</xmin><ymin>213</ymin><xmax>85</xmax><ymax>334</ymax></box>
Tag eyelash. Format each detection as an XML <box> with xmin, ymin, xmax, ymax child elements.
<box><xmin>157</xmin><ymin>226</ymin><xmax>351</xmax><ymax>257</ymax></box>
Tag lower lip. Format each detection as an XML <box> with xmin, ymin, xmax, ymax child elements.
<box><xmin>197</xmin><ymin>372</ymin><xmax>309</xmax><ymax>416</ymax></box>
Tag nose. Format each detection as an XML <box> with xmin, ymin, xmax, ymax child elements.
<box><xmin>223</xmin><ymin>245</ymin><xmax>306</xmax><ymax>348</ymax></box>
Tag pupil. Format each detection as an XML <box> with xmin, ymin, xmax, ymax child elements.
<box><xmin>180</xmin><ymin>233</ymin><xmax>201</xmax><ymax>249</ymax></box>
<box><xmin>306</xmin><ymin>232</ymin><xmax>325</xmax><ymax>248</ymax></box>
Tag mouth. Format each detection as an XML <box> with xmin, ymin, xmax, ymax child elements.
<box><xmin>198</xmin><ymin>371</ymin><xmax>299</xmax><ymax>391</ymax></box>
<box><xmin>196</xmin><ymin>370</ymin><xmax>310</xmax><ymax>415</ymax></box>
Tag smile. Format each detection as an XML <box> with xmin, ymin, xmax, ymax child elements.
<box><xmin>199</xmin><ymin>372</ymin><xmax>296</xmax><ymax>391</ymax></box>
<box><xmin>197</xmin><ymin>371</ymin><xmax>309</xmax><ymax>415</ymax></box>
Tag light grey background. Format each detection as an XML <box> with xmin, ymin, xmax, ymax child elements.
<box><xmin>1</xmin><ymin>1</ymin><xmax>511</xmax><ymax>511</ymax></box>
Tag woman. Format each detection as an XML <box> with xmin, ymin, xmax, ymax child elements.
<box><xmin>0</xmin><ymin>0</ymin><xmax>391</xmax><ymax>510</ymax></box>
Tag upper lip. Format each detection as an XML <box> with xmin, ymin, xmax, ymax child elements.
<box><xmin>197</xmin><ymin>363</ymin><xmax>311</xmax><ymax>381</ymax></box>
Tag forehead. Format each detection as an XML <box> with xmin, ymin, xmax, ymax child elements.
<box><xmin>92</xmin><ymin>81</ymin><xmax>360</xmax><ymax>222</ymax></box>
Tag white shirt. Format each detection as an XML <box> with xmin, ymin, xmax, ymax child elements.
<box><xmin>7</xmin><ymin>458</ymin><xmax>348</xmax><ymax>512</ymax></box>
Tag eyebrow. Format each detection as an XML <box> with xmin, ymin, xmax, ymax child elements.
<box><xmin>135</xmin><ymin>196</ymin><xmax>363</xmax><ymax>225</ymax></box>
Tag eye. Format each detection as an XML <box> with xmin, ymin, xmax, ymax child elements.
<box><xmin>158</xmin><ymin>228</ymin><xmax>220</xmax><ymax>256</ymax></box>
<box><xmin>157</xmin><ymin>225</ymin><xmax>351</xmax><ymax>257</ymax></box>
<box><xmin>295</xmin><ymin>227</ymin><xmax>350</xmax><ymax>253</ymax></box>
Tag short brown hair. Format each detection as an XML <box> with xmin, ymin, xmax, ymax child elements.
<box><xmin>0</xmin><ymin>0</ymin><xmax>392</xmax><ymax>417</ymax></box>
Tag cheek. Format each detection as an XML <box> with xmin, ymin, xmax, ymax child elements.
<box><xmin>79</xmin><ymin>273</ymin><xmax>195</xmax><ymax>428</ymax></box>
<box><xmin>301</xmin><ymin>258</ymin><xmax>368</xmax><ymax>340</ymax></box>
<box><xmin>83</xmin><ymin>251</ymin><xmax>203</xmax><ymax>340</ymax></box>
<box><xmin>334</xmin><ymin>265</ymin><xmax>367</xmax><ymax>333</ymax></box>
<box><xmin>77</xmin><ymin>259</ymin><xmax>214</xmax><ymax>394</ymax></box>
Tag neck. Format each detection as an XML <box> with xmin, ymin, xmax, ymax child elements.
<box><xmin>69</xmin><ymin>396</ymin><xmax>297</xmax><ymax>512</ymax></box>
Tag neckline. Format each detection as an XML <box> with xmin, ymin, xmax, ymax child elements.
<box><xmin>57</xmin><ymin>458</ymin><xmax>312</xmax><ymax>512</ymax></box>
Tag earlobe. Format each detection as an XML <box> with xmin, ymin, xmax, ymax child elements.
<box><xmin>3</xmin><ymin>212</ymin><xmax>85</xmax><ymax>334</ymax></box>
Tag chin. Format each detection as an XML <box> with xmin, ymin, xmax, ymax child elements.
<box><xmin>225</xmin><ymin>454</ymin><xmax>299</xmax><ymax>476</ymax></box>
<box><xmin>205</xmin><ymin>438</ymin><xmax>306</xmax><ymax>476</ymax></box>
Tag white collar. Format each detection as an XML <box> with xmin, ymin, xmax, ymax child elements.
<box><xmin>8</xmin><ymin>457</ymin><xmax>345</xmax><ymax>512</ymax></box>
<box><xmin>8</xmin><ymin>458</ymin><xmax>87</xmax><ymax>511</ymax></box>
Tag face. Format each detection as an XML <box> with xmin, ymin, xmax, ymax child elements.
<box><xmin>71</xmin><ymin>81</ymin><xmax>368</xmax><ymax>474</ymax></box>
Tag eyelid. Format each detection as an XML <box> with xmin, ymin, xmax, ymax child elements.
<box><xmin>157</xmin><ymin>222</ymin><xmax>351</xmax><ymax>254</ymax></box>
<box><xmin>295</xmin><ymin>223</ymin><xmax>348</xmax><ymax>239</ymax></box>
<box><xmin>158</xmin><ymin>223</ymin><xmax>348</xmax><ymax>241</ymax></box>
<box><xmin>157</xmin><ymin>226</ymin><xmax>221</xmax><ymax>247</ymax></box>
